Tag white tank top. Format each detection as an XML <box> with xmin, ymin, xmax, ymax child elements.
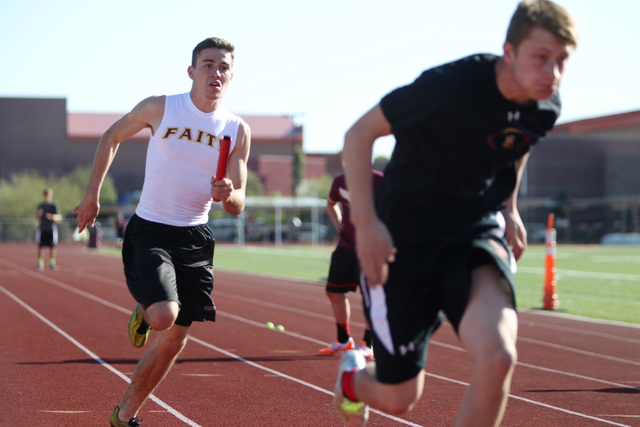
<box><xmin>135</xmin><ymin>93</ymin><xmax>239</xmax><ymax>226</ymax></box>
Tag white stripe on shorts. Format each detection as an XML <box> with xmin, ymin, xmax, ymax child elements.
<box><xmin>360</xmin><ymin>273</ymin><xmax>395</xmax><ymax>356</ymax></box>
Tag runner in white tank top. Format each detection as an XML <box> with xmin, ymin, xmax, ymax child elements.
<box><xmin>73</xmin><ymin>38</ymin><xmax>251</xmax><ymax>427</ymax></box>
<box><xmin>136</xmin><ymin>92</ymin><xmax>240</xmax><ymax>226</ymax></box>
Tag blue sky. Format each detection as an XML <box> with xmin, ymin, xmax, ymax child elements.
<box><xmin>1</xmin><ymin>0</ymin><xmax>639</xmax><ymax>159</ymax></box>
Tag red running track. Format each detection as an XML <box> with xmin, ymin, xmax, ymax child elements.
<box><xmin>0</xmin><ymin>242</ymin><xmax>639</xmax><ymax>426</ymax></box>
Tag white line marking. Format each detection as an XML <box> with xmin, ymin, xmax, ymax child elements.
<box><xmin>0</xmin><ymin>285</ymin><xmax>202</xmax><ymax>427</ymax></box>
<box><xmin>188</xmin><ymin>335</ymin><xmax>422</xmax><ymax>426</ymax></box>
<box><xmin>519</xmin><ymin>318</ymin><xmax>640</xmax><ymax>343</ymax></box>
<box><xmin>518</xmin><ymin>266</ymin><xmax>640</xmax><ymax>282</ymax></box>
<box><xmin>429</xmin><ymin>341</ymin><xmax>640</xmax><ymax>392</ymax></box>
<box><xmin>518</xmin><ymin>337</ymin><xmax>640</xmax><ymax>367</ymax></box>
<box><xmin>425</xmin><ymin>373</ymin><xmax>632</xmax><ymax>427</ymax></box>
<box><xmin>2</xmin><ymin>257</ymin><xmax>637</xmax><ymax>425</ymax></box>
<box><xmin>0</xmin><ymin>261</ymin><xmax>418</xmax><ymax>426</ymax></box>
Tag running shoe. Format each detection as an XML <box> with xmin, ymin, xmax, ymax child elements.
<box><xmin>334</xmin><ymin>350</ymin><xmax>369</xmax><ymax>426</ymax></box>
<box><xmin>110</xmin><ymin>406</ymin><xmax>141</xmax><ymax>427</ymax></box>
<box><xmin>319</xmin><ymin>337</ymin><xmax>355</xmax><ymax>355</ymax></box>
<box><xmin>128</xmin><ymin>303</ymin><xmax>151</xmax><ymax>348</ymax></box>
<box><xmin>49</xmin><ymin>264</ymin><xmax>59</xmax><ymax>271</ymax></box>
<box><xmin>35</xmin><ymin>264</ymin><xmax>44</xmax><ymax>272</ymax></box>
<box><xmin>355</xmin><ymin>341</ymin><xmax>374</xmax><ymax>359</ymax></box>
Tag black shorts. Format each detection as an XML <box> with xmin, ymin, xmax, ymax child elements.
<box><xmin>37</xmin><ymin>230</ymin><xmax>57</xmax><ymax>247</ymax></box>
<box><xmin>362</xmin><ymin>213</ymin><xmax>517</xmax><ymax>384</ymax></box>
<box><xmin>122</xmin><ymin>214</ymin><xmax>216</xmax><ymax>327</ymax></box>
<box><xmin>326</xmin><ymin>245</ymin><xmax>360</xmax><ymax>294</ymax></box>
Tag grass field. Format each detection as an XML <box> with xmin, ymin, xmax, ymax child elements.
<box><xmin>100</xmin><ymin>243</ymin><xmax>640</xmax><ymax>325</ymax></box>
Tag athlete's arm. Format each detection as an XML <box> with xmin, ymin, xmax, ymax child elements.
<box><xmin>343</xmin><ymin>104</ymin><xmax>396</xmax><ymax>287</ymax></box>
<box><xmin>502</xmin><ymin>152</ymin><xmax>529</xmax><ymax>261</ymax></box>
<box><xmin>74</xmin><ymin>96</ymin><xmax>165</xmax><ymax>232</ymax></box>
<box><xmin>327</xmin><ymin>197</ymin><xmax>343</xmax><ymax>233</ymax></box>
<box><xmin>212</xmin><ymin>118</ymin><xmax>251</xmax><ymax>216</ymax></box>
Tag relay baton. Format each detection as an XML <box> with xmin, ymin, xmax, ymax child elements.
<box><xmin>213</xmin><ymin>136</ymin><xmax>232</xmax><ymax>202</ymax></box>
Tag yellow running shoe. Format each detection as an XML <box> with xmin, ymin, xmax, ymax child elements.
<box><xmin>128</xmin><ymin>303</ymin><xmax>150</xmax><ymax>348</ymax></box>
<box><xmin>110</xmin><ymin>406</ymin><xmax>141</xmax><ymax>427</ymax></box>
<box><xmin>334</xmin><ymin>350</ymin><xmax>369</xmax><ymax>426</ymax></box>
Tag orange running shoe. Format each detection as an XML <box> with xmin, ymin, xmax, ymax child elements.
<box><xmin>319</xmin><ymin>337</ymin><xmax>355</xmax><ymax>355</ymax></box>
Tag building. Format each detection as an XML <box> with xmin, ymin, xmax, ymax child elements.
<box><xmin>0</xmin><ymin>97</ymin><xmax>335</xmax><ymax>197</ymax></box>
<box><xmin>522</xmin><ymin>110</ymin><xmax>640</xmax><ymax>241</ymax></box>
<box><xmin>3</xmin><ymin>96</ymin><xmax>640</xmax><ymax>242</ymax></box>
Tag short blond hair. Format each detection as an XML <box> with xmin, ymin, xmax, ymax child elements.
<box><xmin>506</xmin><ymin>0</ymin><xmax>579</xmax><ymax>49</ymax></box>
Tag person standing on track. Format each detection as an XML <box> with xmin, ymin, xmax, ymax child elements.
<box><xmin>320</xmin><ymin>161</ymin><xmax>383</xmax><ymax>358</ymax></box>
<box><xmin>74</xmin><ymin>37</ymin><xmax>251</xmax><ymax>427</ymax></box>
<box><xmin>35</xmin><ymin>188</ymin><xmax>62</xmax><ymax>271</ymax></box>
<box><xmin>332</xmin><ymin>1</ymin><xmax>578</xmax><ymax>426</ymax></box>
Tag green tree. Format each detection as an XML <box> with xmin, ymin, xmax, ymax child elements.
<box><xmin>0</xmin><ymin>167</ymin><xmax>117</xmax><ymax>218</ymax></box>
<box><xmin>292</xmin><ymin>145</ymin><xmax>305</xmax><ymax>197</ymax></box>
<box><xmin>245</xmin><ymin>169</ymin><xmax>265</xmax><ymax>196</ymax></box>
<box><xmin>297</xmin><ymin>174</ymin><xmax>333</xmax><ymax>199</ymax></box>
<box><xmin>373</xmin><ymin>156</ymin><xmax>389</xmax><ymax>172</ymax></box>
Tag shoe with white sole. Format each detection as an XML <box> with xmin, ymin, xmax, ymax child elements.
<box><xmin>334</xmin><ymin>350</ymin><xmax>369</xmax><ymax>426</ymax></box>
<box><xmin>319</xmin><ymin>337</ymin><xmax>355</xmax><ymax>355</ymax></box>
<box><xmin>355</xmin><ymin>341</ymin><xmax>374</xmax><ymax>359</ymax></box>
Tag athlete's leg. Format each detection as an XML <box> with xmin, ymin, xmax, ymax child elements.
<box><xmin>140</xmin><ymin>300</ymin><xmax>181</xmax><ymax>332</ymax></box>
<box><xmin>50</xmin><ymin>246</ymin><xmax>57</xmax><ymax>263</ymax></box>
<box><xmin>327</xmin><ymin>290</ymin><xmax>350</xmax><ymax>327</ymax></box>
<box><xmin>353</xmin><ymin>363</ymin><xmax>424</xmax><ymax>415</ymax></box>
<box><xmin>115</xmin><ymin>322</ymin><xmax>189</xmax><ymax>421</ymax></box>
<box><xmin>455</xmin><ymin>264</ymin><xmax>518</xmax><ymax>427</ymax></box>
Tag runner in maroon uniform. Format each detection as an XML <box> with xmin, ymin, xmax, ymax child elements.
<box><xmin>320</xmin><ymin>169</ymin><xmax>383</xmax><ymax>358</ymax></box>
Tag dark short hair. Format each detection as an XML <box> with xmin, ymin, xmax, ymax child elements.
<box><xmin>192</xmin><ymin>37</ymin><xmax>235</xmax><ymax>67</ymax></box>
<box><xmin>506</xmin><ymin>0</ymin><xmax>579</xmax><ymax>50</ymax></box>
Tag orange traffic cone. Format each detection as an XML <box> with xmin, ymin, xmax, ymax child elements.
<box><xmin>543</xmin><ymin>213</ymin><xmax>560</xmax><ymax>310</ymax></box>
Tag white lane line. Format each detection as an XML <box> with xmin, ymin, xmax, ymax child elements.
<box><xmin>215</xmin><ymin>289</ymin><xmax>640</xmax><ymax>367</ymax></box>
<box><xmin>188</xmin><ymin>335</ymin><xmax>422</xmax><ymax>426</ymax></box>
<box><xmin>214</xmin><ymin>290</ymin><xmax>340</xmax><ymax>323</ymax></box>
<box><xmin>521</xmin><ymin>308</ymin><xmax>640</xmax><ymax>330</ymax></box>
<box><xmin>425</xmin><ymin>373</ymin><xmax>632</xmax><ymax>427</ymax></box>
<box><xmin>2</xmin><ymin>259</ymin><xmax>636</xmax><ymax>425</ymax></box>
<box><xmin>429</xmin><ymin>341</ymin><xmax>640</xmax><ymax>392</ymax></box>
<box><xmin>0</xmin><ymin>261</ymin><xmax>419</xmax><ymax>426</ymax></box>
<box><xmin>0</xmin><ymin>285</ymin><xmax>202</xmax><ymax>427</ymax></box>
<box><xmin>518</xmin><ymin>266</ymin><xmax>640</xmax><ymax>282</ymax></box>
<box><xmin>518</xmin><ymin>337</ymin><xmax>640</xmax><ymax>367</ymax></box>
<box><xmin>519</xmin><ymin>319</ymin><xmax>640</xmax><ymax>344</ymax></box>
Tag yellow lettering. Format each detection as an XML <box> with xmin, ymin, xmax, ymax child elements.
<box><xmin>195</xmin><ymin>130</ymin><xmax>205</xmax><ymax>144</ymax></box>
<box><xmin>179</xmin><ymin>128</ymin><xmax>193</xmax><ymax>141</ymax></box>
<box><xmin>162</xmin><ymin>127</ymin><xmax>179</xmax><ymax>139</ymax></box>
<box><xmin>205</xmin><ymin>133</ymin><xmax>218</xmax><ymax>148</ymax></box>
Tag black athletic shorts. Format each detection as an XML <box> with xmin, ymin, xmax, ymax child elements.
<box><xmin>361</xmin><ymin>212</ymin><xmax>517</xmax><ymax>384</ymax></box>
<box><xmin>122</xmin><ymin>214</ymin><xmax>216</xmax><ymax>327</ymax></box>
<box><xmin>326</xmin><ymin>245</ymin><xmax>360</xmax><ymax>294</ymax></box>
<box><xmin>37</xmin><ymin>230</ymin><xmax>57</xmax><ymax>247</ymax></box>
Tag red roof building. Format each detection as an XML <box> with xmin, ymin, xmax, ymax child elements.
<box><xmin>0</xmin><ymin>97</ymin><xmax>330</xmax><ymax>196</ymax></box>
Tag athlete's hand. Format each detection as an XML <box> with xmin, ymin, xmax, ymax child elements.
<box><xmin>355</xmin><ymin>218</ymin><xmax>397</xmax><ymax>288</ymax></box>
<box><xmin>503</xmin><ymin>208</ymin><xmax>527</xmax><ymax>261</ymax></box>
<box><xmin>73</xmin><ymin>195</ymin><xmax>100</xmax><ymax>233</ymax></box>
<box><xmin>211</xmin><ymin>175</ymin><xmax>235</xmax><ymax>202</ymax></box>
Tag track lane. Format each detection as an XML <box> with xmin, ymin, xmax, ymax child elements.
<box><xmin>1</xmin><ymin>243</ymin><xmax>639</xmax><ymax>426</ymax></box>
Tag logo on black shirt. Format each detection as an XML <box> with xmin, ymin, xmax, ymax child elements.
<box><xmin>486</xmin><ymin>127</ymin><xmax>531</xmax><ymax>151</ymax></box>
